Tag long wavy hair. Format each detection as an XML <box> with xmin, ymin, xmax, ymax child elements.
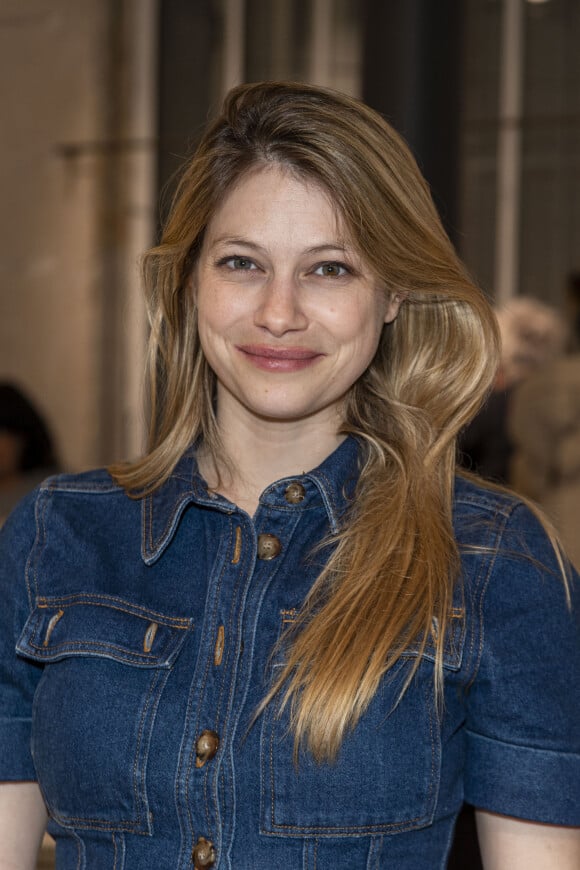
<box><xmin>110</xmin><ymin>81</ymin><xmax>501</xmax><ymax>761</ymax></box>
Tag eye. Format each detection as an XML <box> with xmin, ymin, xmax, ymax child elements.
<box><xmin>217</xmin><ymin>255</ymin><xmax>257</xmax><ymax>271</ymax></box>
<box><xmin>313</xmin><ymin>261</ymin><xmax>350</xmax><ymax>278</ymax></box>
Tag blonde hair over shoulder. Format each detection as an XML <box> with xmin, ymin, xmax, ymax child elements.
<box><xmin>110</xmin><ymin>81</ymin><xmax>500</xmax><ymax>761</ymax></box>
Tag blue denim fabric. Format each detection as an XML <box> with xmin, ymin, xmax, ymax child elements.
<box><xmin>1</xmin><ymin>436</ymin><xmax>579</xmax><ymax>869</ymax></box>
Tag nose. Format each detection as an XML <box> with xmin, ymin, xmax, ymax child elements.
<box><xmin>254</xmin><ymin>275</ymin><xmax>308</xmax><ymax>336</ymax></box>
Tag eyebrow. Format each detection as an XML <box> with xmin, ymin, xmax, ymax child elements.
<box><xmin>208</xmin><ymin>236</ymin><xmax>351</xmax><ymax>255</ymax></box>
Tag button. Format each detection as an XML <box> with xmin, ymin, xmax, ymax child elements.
<box><xmin>195</xmin><ymin>730</ymin><xmax>220</xmax><ymax>768</ymax></box>
<box><xmin>257</xmin><ymin>533</ymin><xmax>282</xmax><ymax>560</ymax></box>
<box><xmin>192</xmin><ymin>836</ymin><xmax>215</xmax><ymax>868</ymax></box>
<box><xmin>284</xmin><ymin>481</ymin><xmax>306</xmax><ymax>504</ymax></box>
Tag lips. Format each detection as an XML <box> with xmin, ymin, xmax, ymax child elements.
<box><xmin>237</xmin><ymin>344</ymin><xmax>323</xmax><ymax>371</ymax></box>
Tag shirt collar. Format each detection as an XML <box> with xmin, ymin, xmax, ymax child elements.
<box><xmin>301</xmin><ymin>435</ymin><xmax>360</xmax><ymax>531</ymax></box>
<box><xmin>141</xmin><ymin>436</ymin><xmax>362</xmax><ymax>565</ymax></box>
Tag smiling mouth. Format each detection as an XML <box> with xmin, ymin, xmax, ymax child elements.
<box><xmin>237</xmin><ymin>345</ymin><xmax>323</xmax><ymax>371</ymax></box>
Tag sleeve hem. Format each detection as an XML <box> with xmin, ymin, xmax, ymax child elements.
<box><xmin>0</xmin><ymin>718</ymin><xmax>37</xmax><ymax>781</ymax></box>
<box><xmin>464</xmin><ymin>729</ymin><xmax>580</xmax><ymax>825</ymax></box>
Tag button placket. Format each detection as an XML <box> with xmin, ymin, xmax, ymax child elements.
<box><xmin>174</xmin><ymin>517</ymin><xmax>251</xmax><ymax>863</ymax></box>
<box><xmin>184</xmin><ymin>489</ymin><xmax>310</xmax><ymax>865</ymax></box>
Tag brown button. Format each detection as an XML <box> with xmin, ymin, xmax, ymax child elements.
<box><xmin>195</xmin><ymin>730</ymin><xmax>220</xmax><ymax>768</ymax></box>
<box><xmin>257</xmin><ymin>533</ymin><xmax>282</xmax><ymax>560</ymax></box>
<box><xmin>192</xmin><ymin>836</ymin><xmax>215</xmax><ymax>868</ymax></box>
<box><xmin>284</xmin><ymin>481</ymin><xmax>306</xmax><ymax>504</ymax></box>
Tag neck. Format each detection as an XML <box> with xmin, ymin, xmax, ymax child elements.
<box><xmin>198</xmin><ymin>408</ymin><xmax>345</xmax><ymax>515</ymax></box>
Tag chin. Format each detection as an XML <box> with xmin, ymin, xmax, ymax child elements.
<box><xmin>241</xmin><ymin>394</ymin><xmax>339</xmax><ymax>426</ymax></box>
<box><xmin>248</xmin><ymin>405</ymin><xmax>317</xmax><ymax>423</ymax></box>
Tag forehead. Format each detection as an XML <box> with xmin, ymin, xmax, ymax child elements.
<box><xmin>205</xmin><ymin>164</ymin><xmax>347</xmax><ymax>238</ymax></box>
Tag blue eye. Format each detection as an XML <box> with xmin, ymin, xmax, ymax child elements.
<box><xmin>228</xmin><ymin>256</ymin><xmax>256</xmax><ymax>270</ymax></box>
<box><xmin>314</xmin><ymin>262</ymin><xmax>349</xmax><ymax>278</ymax></box>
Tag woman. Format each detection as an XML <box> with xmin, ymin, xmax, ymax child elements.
<box><xmin>0</xmin><ymin>81</ymin><xmax>578</xmax><ymax>869</ymax></box>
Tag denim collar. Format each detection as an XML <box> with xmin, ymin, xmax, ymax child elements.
<box><xmin>141</xmin><ymin>436</ymin><xmax>361</xmax><ymax>565</ymax></box>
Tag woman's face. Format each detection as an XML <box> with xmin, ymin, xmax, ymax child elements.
<box><xmin>194</xmin><ymin>165</ymin><xmax>401</xmax><ymax>433</ymax></box>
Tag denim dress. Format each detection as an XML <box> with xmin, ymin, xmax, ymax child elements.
<box><xmin>1</xmin><ymin>436</ymin><xmax>579</xmax><ymax>869</ymax></box>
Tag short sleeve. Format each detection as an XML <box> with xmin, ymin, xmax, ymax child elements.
<box><xmin>0</xmin><ymin>489</ymin><xmax>44</xmax><ymax>780</ymax></box>
<box><xmin>464</xmin><ymin>502</ymin><xmax>580</xmax><ymax>824</ymax></box>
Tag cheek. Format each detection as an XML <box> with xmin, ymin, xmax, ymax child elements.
<box><xmin>340</xmin><ymin>316</ymin><xmax>386</xmax><ymax>378</ymax></box>
<box><xmin>197</xmin><ymin>283</ymin><xmax>246</xmax><ymax>331</ymax></box>
<box><xmin>196</xmin><ymin>296</ymin><xmax>242</xmax><ymax>379</ymax></box>
<box><xmin>335</xmin><ymin>306</ymin><xmax>386</xmax><ymax>353</ymax></box>
<box><xmin>196</xmin><ymin>296</ymin><xmax>229</xmax><ymax>345</ymax></box>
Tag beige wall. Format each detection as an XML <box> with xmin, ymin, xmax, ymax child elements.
<box><xmin>0</xmin><ymin>1</ymin><xmax>155</xmax><ymax>471</ymax></box>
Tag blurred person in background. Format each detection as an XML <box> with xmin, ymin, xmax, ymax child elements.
<box><xmin>0</xmin><ymin>383</ymin><xmax>59</xmax><ymax>525</ymax></box>
<box><xmin>458</xmin><ymin>297</ymin><xmax>567</xmax><ymax>483</ymax></box>
<box><xmin>510</xmin><ymin>273</ymin><xmax>580</xmax><ymax>568</ymax></box>
<box><xmin>564</xmin><ymin>271</ymin><xmax>580</xmax><ymax>352</ymax></box>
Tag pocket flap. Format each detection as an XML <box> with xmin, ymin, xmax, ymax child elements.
<box><xmin>16</xmin><ymin>594</ymin><xmax>193</xmax><ymax>667</ymax></box>
<box><xmin>404</xmin><ymin>606</ymin><xmax>466</xmax><ymax>671</ymax></box>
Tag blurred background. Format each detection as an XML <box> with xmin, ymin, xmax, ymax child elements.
<box><xmin>1</xmin><ymin>0</ymin><xmax>579</xmax><ymax>474</ymax></box>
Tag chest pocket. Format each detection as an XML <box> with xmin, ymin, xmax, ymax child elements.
<box><xmin>17</xmin><ymin>594</ymin><xmax>192</xmax><ymax>834</ymax></box>
<box><xmin>260</xmin><ymin>607</ymin><xmax>465</xmax><ymax>838</ymax></box>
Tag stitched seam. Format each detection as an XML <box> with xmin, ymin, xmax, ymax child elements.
<box><xmin>366</xmin><ymin>835</ymin><xmax>381</xmax><ymax>870</ymax></box>
<box><xmin>130</xmin><ymin>669</ymin><xmax>159</xmax><ymax>827</ymax></box>
<box><xmin>208</xmin><ymin>514</ymin><xmax>261</xmax><ymax>851</ymax></box>
<box><xmin>24</xmin><ymin>637</ymin><xmax>183</xmax><ymax>666</ymax></box>
<box><xmin>145</xmin><ymin>494</ymin><xmax>199</xmax><ymax>556</ymax></box>
<box><xmin>464</xmin><ymin>728</ymin><xmax>580</xmax><ymax>756</ymax></box>
<box><xmin>73</xmin><ymin>828</ymin><xmax>83</xmax><ymax>870</ymax></box>
<box><xmin>202</xmin><ymin>515</ymin><xmax>251</xmax><ymax>842</ymax></box>
<box><xmin>214</xmin><ymin>519</ymin><xmax>251</xmax><ymax>725</ymax></box>
<box><xmin>312</xmin><ymin>470</ymin><xmax>339</xmax><ymax>526</ymax></box>
<box><xmin>143</xmin><ymin>494</ymin><xmax>152</xmax><ymax>558</ymax></box>
<box><xmin>425</xmin><ymin>673</ymin><xmax>438</xmax><ymax>816</ymax></box>
<box><xmin>201</xmin><ymin>527</ymin><xmax>233</xmax><ymax>841</ymax></box>
<box><xmin>178</xmin><ymin>525</ymin><xmax>232</xmax><ymax>849</ymax></box>
<box><xmin>27</xmin><ymin>639</ymin><xmax>175</xmax><ymax>659</ymax></box>
<box><xmin>46</xmin><ymin>671</ymin><xmax>168</xmax><ymax>832</ymax></box>
<box><xmin>40</xmin><ymin>478</ymin><xmax>121</xmax><ymax>494</ymax></box>
<box><xmin>257</xmin><ymin>502</ymin><xmax>320</xmax><ymax>514</ymax></box>
<box><xmin>25</xmin><ymin>489</ymin><xmax>50</xmax><ymax>607</ymax></box>
<box><xmin>35</xmin><ymin>595</ymin><xmax>191</xmax><ymax>628</ymax></box>
<box><xmin>50</xmin><ymin>815</ymin><xmax>145</xmax><ymax>833</ymax></box>
<box><xmin>465</xmin><ymin>505</ymin><xmax>511</xmax><ymax>690</ymax></box>
<box><xmin>265</xmin><ymin>650</ymin><xmax>435</xmax><ymax>835</ymax></box>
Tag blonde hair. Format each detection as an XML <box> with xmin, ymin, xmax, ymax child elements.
<box><xmin>110</xmin><ymin>81</ymin><xmax>500</xmax><ymax>761</ymax></box>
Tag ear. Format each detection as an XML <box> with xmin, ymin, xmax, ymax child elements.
<box><xmin>383</xmin><ymin>292</ymin><xmax>404</xmax><ymax>324</ymax></box>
